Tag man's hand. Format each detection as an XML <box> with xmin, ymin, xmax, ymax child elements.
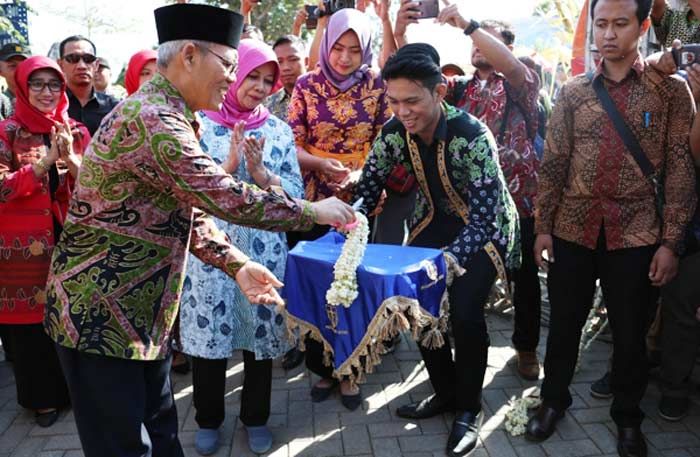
<box><xmin>235</xmin><ymin>261</ymin><xmax>285</xmax><ymax>306</ymax></box>
<box><xmin>293</xmin><ymin>8</ymin><xmax>309</xmax><ymax>32</ymax></box>
<box><xmin>534</xmin><ymin>234</ymin><xmax>554</xmax><ymax>272</ymax></box>
<box><xmin>649</xmin><ymin>40</ymin><xmax>681</xmax><ymax>75</ymax></box>
<box><xmin>649</xmin><ymin>245</ymin><xmax>679</xmax><ymax>287</ymax></box>
<box><xmin>310</xmin><ymin>197</ymin><xmax>356</xmax><ymax>227</ymax></box>
<box><xmin>436</xmin><ymin>0</ymin><xmax>469</xmax><ymax>30</ymax></box>
<box><xmin>369</xmin><ymin>0</ymin><xmax>390</xmax><ymax>21</ymax></box>
<box><xmin>394</xmin><ymin>0</ymin><xmax>421</xmax><ymax>37</ymax></box>
<box><xmin>695</xmin><ymin>305</ymin><xmax>700</xmax><ymax>322</ymax></box>
<box><xmin>687</xmin><ymin>63</ymin><xmax>700</xmax><ymax>101</ymax></box>
<box><xmin>241</xmin><ymin>0</ymin><xmax>260</xmax><ymax>15</ymax></box>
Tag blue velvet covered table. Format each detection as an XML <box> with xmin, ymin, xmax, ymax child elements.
<box><xmin>283</xmin><ymin>232</ymin><xmax>450</xmax><ymax>383</ymax></box>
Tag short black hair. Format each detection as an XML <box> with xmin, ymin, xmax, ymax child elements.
<box><xmin>272</xmin><ymin>35</ymin><xmax>306</xmax><ymax>52</ymax></box>
<box><xmin>481</xmin><ymin>20</ymin><xmax>515</xmax><ymax>46</ymax></box>
<box><xmin>59</xmin><ymin>35</ymin><xmax>96</xmax><ymax>57</ymax></box>
<box><xmin>590</xmin><ymin>0</ymin><xmax>653</xmax><ymax>25</ymax></box>
<box><xmin>382</xmin><ymin>43</ymin><xmax>443</xmax><ymax>92</ymax></box>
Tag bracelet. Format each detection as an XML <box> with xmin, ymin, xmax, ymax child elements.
<box><xmin>464</xmin><ymin>19</ymin><xmax>481</xmax><ymax>36</ymax></box>
<box><xmin>35</xmin><ymin>158</ymin><xmax>50</xmax><ymax>173</ymax></box>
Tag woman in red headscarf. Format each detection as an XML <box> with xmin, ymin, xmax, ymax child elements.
<box><xmin>124</xmin><ymin>49</ymin><xmax>158</xmax><ymax>96</ymax></box>
<box><xmin>0</xmin><ymin>56</ymin><xmax>89</xmax><ymax>427</ymax></box>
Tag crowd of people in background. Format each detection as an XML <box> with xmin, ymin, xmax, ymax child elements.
<box><xmin>0</xmin><ymin>0</ymin><xmax>699</xmax><ymax>456</ymax></box>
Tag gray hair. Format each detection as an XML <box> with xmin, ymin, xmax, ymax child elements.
<box><xmin>157</xmin><ymin>39</ymin><xmax>210</xmax><ymax>69</ymax></box>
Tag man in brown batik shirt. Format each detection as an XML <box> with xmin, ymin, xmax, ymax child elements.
<box><xmin>526</xmin><ymin>0</ymin><xmax>697</xmax><ymax>456</ymax></box>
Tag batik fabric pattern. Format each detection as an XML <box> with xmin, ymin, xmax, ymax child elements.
<box><xmin>287</xmin><ymin>67</ymin><xmax>391</xmax><ymax>202</ymax></box>
<box><xmin>180</xmin><ymin>115</ymin><xmax>303</xmax><ymax>360</ymax></box>
<box><xmin>264</xmin><ymin>89</ymin><xmax>292</xmax><ymax>124</ymax></box>
<box><xmin>355</xmin><ymin>103</ymin><xmax>520</xmax><ymax>274</ymax></box>
<box><xmin>0</xmin><ymin>121</ymin><xmax>89</xmax><ymax>324</ymax></box>
<box><xmin>44</xmin><ymin>74</ymin><xmax>316</xmax><ymax>361</ymax></box>
<box><xmin>446</xmin><ymin>68</ymin><xmax>540</xmax><ymax>218</ymax></box>
<box><xmin>535</xmin><ymin>57</ymin><xmax>697</xmax><ymax>255</ymax></box>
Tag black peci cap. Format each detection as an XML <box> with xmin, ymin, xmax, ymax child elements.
<box><xmin>154</xmin><ymin>4</ymin><xmax>245</xmax><ymax>49</ymax></box>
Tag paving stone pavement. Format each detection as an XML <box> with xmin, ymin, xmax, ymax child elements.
<box><xmin>0</xmin><ymin>312</ymin><xmax>698</xmax><ymax>457</ymax></box>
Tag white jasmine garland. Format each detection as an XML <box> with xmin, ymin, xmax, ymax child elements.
<box><xmin>326</xmin><ymin>212</ymin><xmax>369</xmax><ymax>308</ymax></box>
<box><xmin>504</xmin><ymin>397</ymin><xmax>542</xmax><ymax>436</ymax></box>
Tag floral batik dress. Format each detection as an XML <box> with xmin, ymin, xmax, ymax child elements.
<box><xmin>179</xmin><ymin>115</ymin><xmax>304</xmax><ymax>360</ymax></box>
<box><xmin>287</xmin><ymin>67</ymin><xmax>392</xmax><ymax>202</ymax></box>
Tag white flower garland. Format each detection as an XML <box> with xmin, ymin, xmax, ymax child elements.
<box><xmin>326</xmin><ymin>212</ymin><xmax>369</xmax><ymax>308</ymax></box>
<box><xmin>504</xmin><ymin>396</ymin><xmax>542</xmax><ymax>436</ymax></box>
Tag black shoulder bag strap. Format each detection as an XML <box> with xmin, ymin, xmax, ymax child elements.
<box><xmin>587</xmin><ymin>72</ymin><xmax>662</xmax><ymax>218</ymax></box>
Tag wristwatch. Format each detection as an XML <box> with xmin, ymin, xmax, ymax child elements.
<box><xmin>463</xmin><ymin>19</ymin><xmax>481</xmax><ymax>36</ymax></box>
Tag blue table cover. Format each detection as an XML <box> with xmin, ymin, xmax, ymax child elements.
<box><xmin>283</xmin><ymin>232</ymin><xmax>449</xmax><ymax>382</ymax></box>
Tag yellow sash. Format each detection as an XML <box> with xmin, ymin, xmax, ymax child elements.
<box><xmin>305</xmin><ymin>143</ymin><xmax>371</xmax><ymax>169</ymax></box>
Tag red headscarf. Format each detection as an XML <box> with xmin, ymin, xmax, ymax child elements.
<box><xmin>11</xmin><ymin>56</ymin><xmax>71</xmax><ymax>134</ymax></box>
<box><xmin>125</xmin><ymin>49</ymin><xmax>158</xmax><ymax>95</ymax></box>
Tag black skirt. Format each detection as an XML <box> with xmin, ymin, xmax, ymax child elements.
<box><xmin>0</xmin><ymin>324</ymin><xmax>70</xmax><ymax>410</ymax></box>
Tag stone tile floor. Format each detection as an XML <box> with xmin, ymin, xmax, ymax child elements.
<box><xmin>0</xmin><ymin>312</ymin><xmax>698</xmax><ymax>456</ymax></box>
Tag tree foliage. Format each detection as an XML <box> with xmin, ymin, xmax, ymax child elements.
<box><xmin>180</xmin><ymin>0</ymin><xmax>306</xmax><ymax>42</ymax></box>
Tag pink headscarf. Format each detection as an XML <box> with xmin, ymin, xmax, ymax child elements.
<box><xmin>204</xmin><ymin>39</ymin><xmax>282</xmax><ymax>131</ymax></box>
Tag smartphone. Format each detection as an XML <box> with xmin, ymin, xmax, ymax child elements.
<box><xmin>305</xmin><ymin>4</ymin><xmax>319</xmax><ymax>30</ymax></box>
<box><xmin>673</xmin><ymin>44</ymin><xmax>700</xmax><ymax>70</ymax></box>
<box><xmin>415</xmin><ymin>0</ymin><xmax>439</xmax><ymax>19</ymax></box>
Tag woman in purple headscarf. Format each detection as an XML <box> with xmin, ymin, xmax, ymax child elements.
<box><xmin>287</xmin><ymin>7</ymin><xmax>392</xmax><ymax>411</ymax></box>
<box><xmin>179</xmin><ymin>39</ymin><xmax>304</xmax><ymax>456</ymax></box>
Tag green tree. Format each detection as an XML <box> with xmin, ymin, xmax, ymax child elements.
<box><xmin>177</xmin><ymin>0</ymin><xmax>306</xmax><ymax>42</ymax></box>
<box><xmin>0</xmin><ymin>1</ymin><xmax>30</xmax><ymax>44</ymax></box>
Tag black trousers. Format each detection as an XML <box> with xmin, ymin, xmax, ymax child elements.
<box><xmin>286</xmin><ymin>224</ymin><xmax>330</xmax><ymax>250</ymax></box>
<box><xmin>372</xmin><ymin>189</ymin><xmax>417</xmax><ymax>245</ymax></box>
<box><xmin>192</xmin><ymin>351</ymin><xmax>271</xmax><ymax>428</ymax></box>
<box><xmin>421</xmin><ymin>248</ymin><xmax>498</xmax><ymax>413</ymax></box>
<box><xmin>541</xmin><ymin>235</ymin><xmax>657</xmax><ymax>427</ymax></box>
<box><xmin>660</xmin><ymin>251</ymin><xmax>700</xmax><ymax>398</ymax></box>
<box><xmin>511</xmin><ymin>217</ymin><xmax>542</xmax><ymax>352</ymax></box>
<box><xmin>0</xmin><ymin>324</ymin><xmax>69</xmax><ymax>410</ymax></box>
<box><xmin>56</xmin><ymin>345</ymin><xmax>184</xmax><ymax>457</ymax></box>
<box><xmin>0</xmin><ymin>325</ymin><xmax>14</xmax><ymax>362</ymax></box>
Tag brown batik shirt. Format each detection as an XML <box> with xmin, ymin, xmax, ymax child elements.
<box><xmin>535</xmin><ymin>56</ymin><xmax>697</xmax><ymax>254</ymax></box>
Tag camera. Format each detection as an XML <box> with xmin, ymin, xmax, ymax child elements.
<box><xmin>673</xmin><ymin>44</ymin><xmax>700</xmax><ymax>70</ymax></box>
<box><xmin>319</xmin><ymin>0</ymin><xmax>355</xmax><ymax>17</ymax></box>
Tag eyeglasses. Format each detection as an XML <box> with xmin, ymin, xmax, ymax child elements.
<box><xmin>62</xmin><ymin>53</ymin><xmax>97</xmax><ymax>64</ymax></box>
<box><xmin>200</xmin><ymin>46</ymin><xmax>237</xmax><ymax>76</ymax></box>
<box><xmin>27</xmin><ymin>79</ymin><xmax>64</xmax><ymax>93</ymax></box>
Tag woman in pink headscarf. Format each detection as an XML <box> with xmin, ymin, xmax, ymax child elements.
<box><xmin>179</xmin><ymin>39</ymin><xmax>304</xmax><ymax>456</ymax></box>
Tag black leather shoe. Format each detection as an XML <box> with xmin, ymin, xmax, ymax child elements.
<box><xmin>35</xmin><ymin>409</ymin><xmax>59</xmax><ymax>428</ymax></box>
<box><xmin>446</xmin><ymin>410</ymin><xmax>483</xmax><ymax>456</ymax></box>
<box><xmin>281</xmin><ymin>347</ymin><xmax>305</xmax><ymax>370</ymax></box>
<box><xmin>525</xmin><ymin>405</ymin><xmax>564</xmax><ymax>442</ymax></box>
<box><xmin>396</xmin><ymin>394</ymin><xmax>455</xmax><ymax>419</ymax></box>
<box><xmin>617</xmin><ymin>426</ymin><xmax>647</xmax><ymax>457</ymax></box>
<box><xmin>310</xmin><ymin>379</ymin><xmax>338</xmax><ymax>403</ymax></box>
